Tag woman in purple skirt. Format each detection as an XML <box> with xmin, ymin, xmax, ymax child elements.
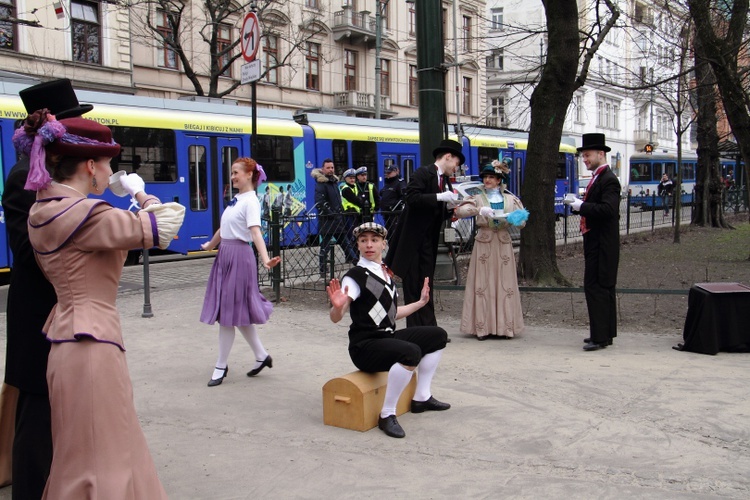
<box><xmin>200</xmin><ymin>157</ymin><xmax>281</xmax><ymax>387</ymax></box>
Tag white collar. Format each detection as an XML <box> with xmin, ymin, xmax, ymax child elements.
<box><xmin>356</xmin><ymin>257</ymin><xmax>389</xmax><ymax>282</ymax></box>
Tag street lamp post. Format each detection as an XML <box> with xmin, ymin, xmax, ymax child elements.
<box><xmin>375</xmin><ymin>0</ymin><xmax>388</xmax><ymax>119</ymax></box>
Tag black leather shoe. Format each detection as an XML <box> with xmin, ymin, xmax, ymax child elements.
<box><xmin>207</xmin><ymin>366</ymin><xmax>228</xmax><ymax>387</ymax></box>
<box><xmin>247</xmin><ymin>355</ymin><xmax>273</xmax><ymax>377</ymax></box>
<box><xmin>477</xmin><ymin>335</ymin><xmax>489</xmax><ymax>341</ymax></box>
<box><xmin>584</xmin><ymin>338</ymin><xmax>613</xmax><ymax>345</ymax></box>
<box><xmin>378</xmin><ymin>415</ymin><xmax>405</xmax><ymax>438</ymax></box>
<box><xmin>411</xmin><ymin>396</ymin><xmax>451</xmax><ymax>413</ymax></box>
<box><xmin>583</xmin><ymin>341</ymin><xmax>608</xmax><ymax>351</ymax></box>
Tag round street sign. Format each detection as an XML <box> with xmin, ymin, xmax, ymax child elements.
<box><xmin>240</xmin><ymin>12</ymin><xmax>261</xmax><ymax>63</ymax></box>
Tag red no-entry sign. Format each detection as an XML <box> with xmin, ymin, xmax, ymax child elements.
<box><xmin>240</xmin><ymin>12</ymin><xmax>261</xmax><ymax>63</ymax></box>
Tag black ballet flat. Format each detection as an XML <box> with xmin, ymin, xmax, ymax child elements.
<box><xmin>247</xmin><ymin>355</ymin><xmax>273</xmax><ymax>377</ymax></box>
<box><xmin>207</xmin><ymin>366</ymin><xmax>228</xmax><ymax>387</ymax></box>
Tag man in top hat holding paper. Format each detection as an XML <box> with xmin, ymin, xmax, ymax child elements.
<box><xmin>1</xmin><ymin>78</ymin><xmax>93</xmax><ymax>499</ymax></box>
<box><xmin>564</xmin><ymin>133</ymin><xmax>621</xmax><ymax>351</ymax></box>
<box><xmin>385</xmin><ymin>139</ymin><xmax>463</xmax><ymax>329</ymax></box>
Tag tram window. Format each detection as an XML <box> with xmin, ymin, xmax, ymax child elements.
<box><xmin>222</xmin><ymin>146</ymin><xmax>239</xmax><ymax>203</ymax></box>
<box><xmin>254</xmin><ymin>135</ymin><xmax>294</xmax><ymax>182</ymax></box>
<box><xmin>110</xmin><ymin>127</ymin><xmax>176</xmax><ymax>182</ymax></box>
<box><xmin>332</xmin><ymin>139</ymin><xmax>348</xmax><ymax>176</ymax></box>
<box><xmin>403</xmin><ymin>158</ymin><xmax>415</xmax><ymax>180</ymax></box>
<box><xmin>352</xmin><ymin>141</ymin><xmax>376</xmax><ymax>179</ymax></box>
<box><xmin>630</xmin><ymin>162</ymin><xmax>651</xmax><ymax>181</ymax></box>
<box><xmin>188</xmin><ymin>145</ymin><xmax>207</xmax><ymax>211</ymax></box>
<box><xmin>556</xmin><ymin>153</ymin><xmax>567</xmax><ymax>179</ymax></box>
<box><xmin>665</xmin><ymin>162</ymin><xmax>677</xmax><ymax>179</ymax></box>
<box><xmin>383</xmin><ymin>158</ymin><xmax>395</xmax><ymax>175</ymax></box>
<box><xmin>478</xmin><ymin>147</ymin><xmax>497</xmax><ymax>168</ymax></box>
<box><xmin>681</xmin><ymin>162</ymin><xmax>695</xmax><ymax>180</ymax></box>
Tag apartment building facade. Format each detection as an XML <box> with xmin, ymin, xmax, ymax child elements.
<box><xmin>485</xmin><ymin>0</ymin><xmax>694</xmax><ymax>182</ymax></box>
<box><xmin>0</xmin><ymin>0</ymin><xmax>486</xmax><ymax>123</ymax></box>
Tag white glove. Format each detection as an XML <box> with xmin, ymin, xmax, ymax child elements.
<box><xmin>120</xmin><ymin>173</ymin><xmax>146</xmax><ymax>198</ymax></box>
<box><xmin>436</xmin><ymin>191</ymin><xmax>458</xmax><ymax>203</ymax></box>
<box><xmin>570</xmin><ymin>198</ymin><xmax>583</xmax><ymax>211</ymax></box>
<box><xmin>479</xmin><ymin>206</ymin><xmax>494</xmax><ymax>218</ymax></box>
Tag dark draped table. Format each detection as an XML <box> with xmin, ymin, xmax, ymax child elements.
<box><xmin>677</xmin><ymin>283</ymin><xmax>750</xmax><ymax>355</ymax></box>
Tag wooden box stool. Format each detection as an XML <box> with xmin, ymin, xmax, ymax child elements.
<box><xmin>322</xmin><ymin>370</ymin><xmax>416</xmax><ymax>431</ymax></box>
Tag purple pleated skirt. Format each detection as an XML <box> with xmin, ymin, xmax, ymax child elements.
<box><xmin>200</xmin><ymin>239</ymin><xmax>273</xmax><ymax>327</ymax></box>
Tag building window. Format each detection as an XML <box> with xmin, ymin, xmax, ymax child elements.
<box><xmin>306</xmin><ymin>42</ymin><xmax>320</xmax><ymax>90</ymax></box>
<box><xmin>486</xmin><ymin>48</ymin><xmax>503</xmax><ymax>70</ymax></box>
<box><xmin>156</xmin><ymin>10</ymin><xmax>178</xmax><ymax>69</ymax></box>
<box><xmin>573</xmin><ymin>94</ymin><xmax>584</xmax><ymax>123</ymax></box>
<box><xmin>596</xmin><ymin>96</ymin><xmax>620</xmax><ymax>130</ymax></box>
<box><xmin>380</xmin><ymin>59</ymin><xmax>390</xmax><ymax>97</ymax></box>
<box><xmin>462</xmin><ymin>16</ymin><xmax>471</xmax><ymax>52</ymax></box>
<box><xmin>217</xmin><ymin>24</ymin><xmax>232</xmax><ymax>77</ymax></box>
<box><xmin>408</xmin><ymin>5</ymin><xmax>415</xmax><ymax>36</ymax></box>
<box><xmin>0</xmin><ymin>0</ymin><xmax>16</xmax><ymax>50</ymax></box>
<box><xmin>409</xmin><ymin>64</ymin><xmax>418</xmax><ymax>106</ymax></box>
<box><xmin>264</xmin><ymin>35</ymin><xmax>278</xmax><ymax>84</ymax></box>
<box><xmin>71</xmin><ymin>0</ymin><xmax>101</xmax><ymax>64</ymax></box>
<box><xmin>491</xmin><ymin>8</ymin><xmax>503</xmax><ymax>30</ymax></box>
<box><xmin>489</xmin><ymin>97</ymin><xmax>505</xmax><ymax>127</ymax></box>
<box><xmin>305</xmin><ymin>0</ymin><xmax>319</xmax><ymax>9</ymax></box>
<box><xmin>462</xmin><ymin>77</ymin><xmax>472</xmax><ymax>115</ymax></box>
<box><xmin>344</xmin><ymin>50</ymin><xmax>357</xmax><ymax>91</ymax></box>
<box><xmin>379</xmin><ymin>0</ymin><xmax>389</xmax><ymax>31</ymax></box>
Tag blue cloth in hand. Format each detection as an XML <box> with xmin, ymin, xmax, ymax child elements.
<box><xmin>507</xmin><ymin>208</ymin><xmax>529</xmax><ymax>227</ymax></box>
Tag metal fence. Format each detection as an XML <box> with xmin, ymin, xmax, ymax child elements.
<box><xmin>259</xmin><ymin>189</ymin><xmax>747</xmax><ymax>294</ymax></box>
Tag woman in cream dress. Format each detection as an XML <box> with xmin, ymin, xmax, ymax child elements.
<box><xmin>454</xmin><ymin>161</ymin><xmax>527</xmax><ymax>340</ymax></box>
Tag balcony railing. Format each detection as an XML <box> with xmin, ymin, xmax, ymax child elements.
<box><xmin>333</xmin><ymin>91</ymin><xmax>394</xmax><ymax>117</ymax></box>
<box><xmin>332</xmin><ymin>7</ymin><xmax>389</xmax><ymax>45</ymax></box>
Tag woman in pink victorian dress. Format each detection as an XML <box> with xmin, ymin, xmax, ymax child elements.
<box><xmin>454</xmin><ymin>160</ymin><xmax>529</xmax><ymax>340</ymax></box>
<box><xmin>17</xmin><ymin>109</ymin><xmax>184</xmax><ymax>499</ymax></box>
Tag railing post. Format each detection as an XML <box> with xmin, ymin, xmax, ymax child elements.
<box><xmin>651</xmin><ymin>193</ymin><xmax>656</xmax><ymax>232</ymax></box>
<box><xmin>271</xmin><ymin>206</ymin><xmax>281</xmax><ymax>302</ymax></box>
<box><xmin>626</xmin><ymin>193</ymin><xmax>631</xmax><ymax>235</ymax></box>
<box><xmin>141</xmin><ymin>248</ymin><xmax>153</xmax><ymax>318</ymax></box>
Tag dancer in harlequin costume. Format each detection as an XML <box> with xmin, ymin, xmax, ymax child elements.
<box><xmin>200</xmin><ymin>157</ymin><xmax>281</xmax><ymax>386</ymax></box>
<box><xmin>20</xmin><ymin>110</ymin><xmax>184</xmax><ymax>499</ymax></box>
<box><xmin>327</xmin><ymin>222</ymin><xmax>450</xmax><ymax>438</ymax></box>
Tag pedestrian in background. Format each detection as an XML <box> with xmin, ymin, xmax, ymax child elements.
<box><xmin>379</xmin><ymin>163</ymin><xmax>407</xmax><ymax>239</ymax></box>
<box><xmin>22</xmin><ymin>110</ymin><xmax>184</xmax><ymax>498</ymax></box>
<box><xmin>201</xmin><ymin>158</ymin><xmax>281</xmax><ymax>386</ymax></box>
<box><xmin>657</xmin><ymin>173</ymin><xmax>674</xmax><ymax>216</ymax></box>
<box><xmin>313</xmin><ymin>159</ymin><xmax>357</xmax><ymax>277</ymax></box>
<box><xmin>354</xmin><ymin>166</ymin><xmax>379</xmax><ymax>219</ymax></box>
<box><xmin>385</xmin><ymin>139</ymin><xmax>462</xmax><ymax>329</ymax></box>
<box><xmin>565</xmin><ymin>133</ymin><xmax>621</xmax><ymax>351</ymax></box>
<box><xmin>454</xmin><ymin>160</ymin><xmax>528</xmax><ymax>340</ymax></box>
<box><xmin>1</xmin><ymin>79</ymin><xmax>91</xmax><ymax>499</ymax></box>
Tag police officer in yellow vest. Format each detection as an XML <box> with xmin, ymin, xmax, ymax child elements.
<box><xmin>340</xmin><ymin>168</ymin><xmax>360</xmax><ymax>214</ymax></box>
<box><xmin>342</xmin><ymin>166</ymin><xmax>379</xmax><ymax>222</ymax></box>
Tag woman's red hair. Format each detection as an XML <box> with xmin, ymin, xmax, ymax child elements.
<box><xmin>234</xmin><ymin>157</ymin><xmax>261</xmax><ymax>187</ymax></box>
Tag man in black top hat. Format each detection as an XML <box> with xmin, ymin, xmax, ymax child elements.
<box><xmin>385</xmin><ymin>139</ymin><xmax>463</xmax><ymax>329</ymax></box>
<box><xmin>1</xmin><ymin>78</ymin><xmax>92</xmax><ymax>499</ymax></box>
<box><xmin>564</xmin><ymin>133</ymin><xmax>621</xmax><ymax>351</ymax></box>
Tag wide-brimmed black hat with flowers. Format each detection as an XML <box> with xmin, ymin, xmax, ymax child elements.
<box><xmin>432</xmin><ymin>139</ymin><xmax>465</xmax><ymax>165</ymax></box>
<box><xmin>19</xmin><ymin>79</ymin><xmax>93</xmax><ymax>119</ymax></box>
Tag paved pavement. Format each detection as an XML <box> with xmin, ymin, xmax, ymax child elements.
<box><xmin>1</xmin><ymin>258</ymin><xmax>749</xmax><ymax>499</ymax></box>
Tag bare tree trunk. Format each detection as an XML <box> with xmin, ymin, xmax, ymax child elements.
<box><xmin>519</xmin><ymin>0</ymin><xmax>581</xmax><ymax>285</ymax></box>
<box><xmin>689</xmin><ymin>0</ymin><xmax>750</xmax><ymax>224</ymax></box>
<box><xmin>692</xmin><ymin>35</ymin><xmax>730</xmax><ymax>228</ymax></box>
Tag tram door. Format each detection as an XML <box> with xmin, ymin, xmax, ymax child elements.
<box><xmin>380</xmin><ymin>153</ymin><xmax>416</xmax><ymax>184</ymax></box>
<box><xmin>0</xmin><ymin>124</ymin><xmax>9</xmax><ymax>269</ymax></box>
<box><xmin>182</xmin><ymin>136</ymin><xmax>243</xmax><ymax>253</ymax></box>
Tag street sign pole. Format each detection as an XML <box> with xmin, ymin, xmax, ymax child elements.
<box><xmin>240</xmin><ymin>9</ymin><xmax>262</xmax><ymax>158</ymax></box>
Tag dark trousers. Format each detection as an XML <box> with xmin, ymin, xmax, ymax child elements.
<box><xmin>13</xmin><ymin>390</ymin><xmax>52</xmax><ymax>500</ymax></box>
<box><xmin>349</xmin><ymin>326</ymin><xmax>448</xmax><ymax>372</ymax></box>
<box><xmin>583</xmin><ymin>240</ymin><xmax>617</xmax><ymax>343</ymax></box>
<box><xmin>319</xmin><ymin>229</ymin><xmax>358</xmax><ymax>273</ymax></box>
<box><xmin>401</xmin><ymin>239</ymin><xmax>437</xmax><ymax>328</ymax></box>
